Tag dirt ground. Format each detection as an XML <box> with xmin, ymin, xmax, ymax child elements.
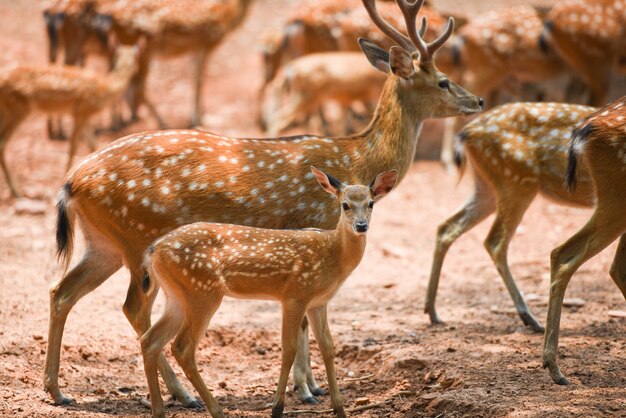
<box><xmin>0</xmin><ymin>1</ymin><xmax>625</xmax><ymax>417</ymax></box>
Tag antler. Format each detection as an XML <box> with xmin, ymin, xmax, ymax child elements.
<box><xmin>362</xmin><ymin>0</ymin><xmax>454</xmax><ymax>63</ymax></box>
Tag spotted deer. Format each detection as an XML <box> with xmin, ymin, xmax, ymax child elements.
<box><xmin>260</xmin><ymin>0</ymin><xmax>445</xmax><ymax>101</ymax></box>
<box><xmin>438</xmin><ymin>5</ymin><xmax>572</xmax><ymax>171</ymax></box>
<box><xmin>47</xmin><ymin>0</ymin><xmax>482</xmax><ymax>407</ymax></box>
<box><xmin>543</xmin><ymin>97</ymin><xmax>626</xmax><ymax>385</ymax></box>
<box><xmin>426</xmin><ymin>102</ymin><xmax>597</xmax><ymax>332</ymax></box>
<box><xmin>541</xmin><ymin>0</ymin><xmax>626</xmax><ymax>106</ymax></box>
<box><xmin>263</xmin><ymin>52</ymin><xmax>387</xmax><ymax>136</ymax></box>
<box><xmin>0</xmin><ymin>44</ymin><xmax>140</xmax><ymax>198</ymax></box>
<box><xmin>140</xmin><ymin>167</ymin><xmax>397</xmax><ymax>418</ymax></box>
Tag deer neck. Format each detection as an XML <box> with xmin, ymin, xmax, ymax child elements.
<box><xmin>105</xmin><ymin>64</ymin><xmax>134</xmax><ymax>96</ymax></box>
<box><xmin>329</xmin><ymin>221</ymin><xmax>367</xmax><ymax>279</ymax></box>
<box><xmin>355</xmin><ymin>77</ymin><xmax>423</xmax><ymax>183</ymax></box>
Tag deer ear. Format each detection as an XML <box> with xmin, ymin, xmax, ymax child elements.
<box><xmin>389</xmin><ymin>46</ymin><xmax>415</xmax><ymax>79</ymax></box>
<box><xmin>311</xmin><ymin>166</ymin><xmax>343</xmax><ymax>198</ymax></box>
<box><xmin>370</xmin><ymin>169</ymin><xmax>398</xmax><ymax>201</ymax></box>
<box><xmin>358</xmin><ymin>38</ymin><xmax>389</xmax><ymax>74</ymax></box>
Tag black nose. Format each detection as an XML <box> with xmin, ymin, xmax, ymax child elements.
<box><xmin>355</xmin><ymin>222</ymin><xmax>368</xmax><ymax>233</ymax></box>
<box><xmin>478</xmin><ymin>97</ymin><xmax>485</xmax><ymax>109</ymax></box>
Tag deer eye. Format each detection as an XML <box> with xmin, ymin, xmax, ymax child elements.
<box><xmin>342</xmin><ymin>202</ymin><xmax>350</xmax><ymax>211</ymax></box>
<box><xmin>368</xmin><ymin>201</ymin><xmax>374</xmax><ymax>209</ymax></box>
<box><xmin>438</xmin><ymin>79</ymin><xmax>450</xmax><ymax>89</ymax></box>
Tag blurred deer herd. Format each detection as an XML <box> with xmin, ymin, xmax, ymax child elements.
<box><xmin>3</xmin><ymin>0</ymin><xmax>625</xmax><ymax>417</ymax></box>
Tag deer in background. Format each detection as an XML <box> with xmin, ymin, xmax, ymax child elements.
<box><xmin>43</xmin><ymin>0</ymin><xmax>115</xmax><ymax>139</ymax></box>
<box><xmin>426</xmin><ymin>102</ymin><xmax>597</xmax><ymax>332</ymax></box>
<box><xmin>544</xmin><ymin>97</ymin><xmax>626</xmax><ymax>385</ymax></box>
<box><xmin>262</xmin><ymin>52</ymin><xmax>387</xmax><ymax>136</ymax></box>
<box><xmin>541</xmin><ymin>0</ymin><xmax>626</xmax><ymax>106</ymax></box>
<box><xmin>0</xmin><ymin>43</ymin><xmax>141</xmax><ymax>198</ymax></box>
<box><xmin>46</xmin><ymin>0</ymin><xmax>482</xmax><ymax>408</ymax></box>
<box><xmin>437</xmin><ymin>5</ymin><xmax>574</xmax><ymax>171</ymax></box>
<box><xmin>140</xmin><ymin>167</ymin><xmax>397</xmax><ymax>418</ymax></box>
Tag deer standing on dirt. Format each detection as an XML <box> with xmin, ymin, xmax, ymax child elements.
<box><xmin>140</xmin><ymin>167</ymin><xmax>397</xmax><ymax>418</ymax></box>
<box><xmin>47</xmin><ymin>0</ymin><xmax>482</xmax><ymax>408</ymax></box>
<box><xmin>426</xmin><ymin>102</ymin><xmax>597</xmax><ymax>332</ymax></box>
<box><xmin>0</xmin><ymin>44</ymin><xmax>140</xmax><ymax>198</ymax></box>
<box><xmin>263</xmin><ymin>52</ymin><xmax>387</xmax><ymax>136</ymax></box>
<box><xmin>543</xmin><ymin>96</ymin><xmax>626</xmax><ymax>385</ymax></box>
<box><xmin>437</xmin><ymin>5</ymin><xmax>572</xmax><ymax>171</ymax></box>
<box><xmin>541</xmin><ymin>0</ymin><xmax>626</xmax><ymax>106</ymax></box>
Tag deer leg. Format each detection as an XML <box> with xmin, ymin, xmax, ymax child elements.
<box><xmin>66</xmin><ymin>117</ymin><xmax>87</xmax><ymax>173</ymax></box>
<box><xmin>484</xmin><ymin>187</ymin><xmax>542</xmax><ymax>331</ymax></box>
<box><xmin>123</xmin><ymin>271</ymin><xmax>200</xmax><ymax>409</ymax></box>
<box><xmin>609</xmin><ymin>234</ymin><xmax>626</xmax><ymax>298</ymax></box>
<box><xmin>44</xmin><ymin>245</ymin><xmax>122</xmax><ymax>405</ymax></box>
<box><xmin>140</xmin><ymin>298</ymin><xmax>185</xmax><ymax>418</ymax></box>
<box><xmin>171</xmin><ymin>297</ymin><xmax>225</xmax><ymax>418</ymax></box>
<box><xmin>292</xmin><ymin>317</ymin><xmax>325</xmax><ymax>404</ymax></box>
<box><xmin>441</xmin><ymin>117</ymin><xmax>460</xmax><ymax>174</ymax></box>
<box><xmin>0</xmin><ymin>114</ymin><xmax>25</xmax><ymax>197</ymax></box>
<box><xmin>425</xmin><ymin>175</ymin><xmax>495</xmax><ymax>324</ymax></box>
<box><xmin>307</xmin><ymin>305</ymin><xmax>345</xmax><ymax>418</ymax></box>
<box><xmin>272</xmin><ymin>302</ymin><xmax>307</xmax><ymax>418</ymax></box>
<box><xmin>48</xmin><ymin>117</ymin><xmax>66</xmax><ymax>140</ymax></box>
<box><xmin>543</xmin><ymin>208</ymin><xmax>623</xmax><ymax>384</ymax></box>
<box><xmin>190</xmin><ymin>48</ymin><xmax>210</xmax><ymax>127</ymax></box>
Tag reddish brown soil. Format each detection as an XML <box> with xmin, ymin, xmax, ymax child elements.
<box><xmin>1</xmin><ymin>1</ymin><xmax>625</xmax><ymax>417</ymax></box>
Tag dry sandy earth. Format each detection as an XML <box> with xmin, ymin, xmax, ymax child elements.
<box><xmin>0</xmin><ymin>1</ymin><xmax>625</xmax><ymax>417</ymax></box>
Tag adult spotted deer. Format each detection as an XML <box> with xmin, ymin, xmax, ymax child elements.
<box><xmin>426</xmin><ymin>102</ymin><xmax>596</xmax><ymax>332</ymax></box>
<box><xmin>140</xmin><ymin>167</ymin><xmax>397</xmax><ymax>418</ymax></box>
<box><xmin>0</xmin><ymin>44</ymin><xmax>140</xmax><ymax>198</ymax></box>
<box><xmin>263</xmin><ymin>52</ymin><xmax>387</xmax><ymax>136</ymax></box>
<box><xmin>542</xmin><ymin>0</ymin><xmax>626</xmax><ymax>106</ymax></box>
<box><xmin>47</xmin><ymin>0</ymin><xmax>482</xmax><ymax>407</ymax></box>
<box><xmin>544</xmin><ymin>97</ymin><xmax>626</xmax><ymax>385</ymax></box>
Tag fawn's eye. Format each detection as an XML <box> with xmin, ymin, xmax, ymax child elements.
<box><xmin>342</xmin><ymin>202</ymin><xmax>350</xmax><ymax>211</ymax></box>
<box><xmin>368</xmin><ymin>201</ymin><xmax>374</xmax><ymax>209</ymax></box>
<box><xmin>438</xmin><ymin>79</ymin><xmax>450</xmax><ymax>89</ymax></box>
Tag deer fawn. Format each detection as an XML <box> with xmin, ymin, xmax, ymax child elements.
<box><xmin>543</xmin><ymin>96</ymin><xmax>626</xmax><ymax>385</ymax></box>
<box><xmin>438</xmin><ymin>5</ymin><xmax>572</xmax><ymax>171</ymax></box>
<box><xmin>426</xmin><ymin>102</ymin><xmax>597</xmax><ymax>332</ymax></box>
<box><xmin>0</xmin><ymin>43</ymin><xmax>140</xmax><ymax>198</ymax></box>
<box><xmin>140</xmin><ymin>167</ymin><xmax>397</xmax><ymax>418</ymax></box>
<box><xmin>541</xmin><ymin>0</ymin><xmax>626</xmax><ymax>106</ymax></box>
<box><xmin>47</xmin><ymin>0</ymin><xmax>482</xmax><ymax>407</ymax></box>
<box><xmin>263</xmin><ymin>52</ymin><xmax>386</xmax><ymax>136</ymax></box>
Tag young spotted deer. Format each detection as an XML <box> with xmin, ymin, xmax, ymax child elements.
<box><xmin>0</xmin><ymin>44</ymin><xmax>140</xmax><ymax>197</ymax></box>
<box><xmin>263</xmin><ymin>52</ymin><xmax>387</xmax><ymax>136</ymax></box>
<box><xmin>47</xmin><ymin>0</ymin><xmax>482</xmax><ymax>408</ymax></box>
<box><xmin>544</xmin><ymin>97</ymin><xmax>626</xmax><ymax>385</ymax></box>
<box><xmin>426</xmin><ymin>102</ymin><xmax>597</xmax><ymax>332</ymax></box>
<box><xmin>542</xmin><ymin>0</ymin><xmax>626</xmax><ymax>106</ymax></box>
<box><xmin>140</xmin><ymin>167</ymin><xmax>397</xmax><ymax>418</ymax></box>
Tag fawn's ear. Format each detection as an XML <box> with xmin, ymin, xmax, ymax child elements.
<box><xmin>358</xmin><ymin>38</ymin><xmax>389</xmax><ymax>74</ymax></box>
<box><xmin>370</xmin><ymin>169</ymin><xmax>398</xmax><ymax>201</ymax></box>
<box><xmin>389</xmin><ymin>46</ymin><xmax>416</xmax><ymax>79</ymax></box>
<box><xmin>311</xmin><ymin>166</ymin><xmax>343</xmax><ymax>198</ymax></box>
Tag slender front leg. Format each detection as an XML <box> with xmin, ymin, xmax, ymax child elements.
<box><xmin>307</xmin><ymin>304</ymin><xmax>345</xmax><ymax>417</ymax></box>
<box><xmin>609</xmin><ymin>234</ymin><xmax>626</xmax><ymax>298</ymax></box>
<box><xmin>543</xmin><ymin>209</ymin><xmax>623</xmax><ymax>384</ymax></box>
<box><xmin>191</xmin><ymin>48</ymin><xmax>210</xmax><ymax>127</ymax></box>
<box><xmin>272</xmin><ymin>302</ymin><xmax>307</xmax><ymax>418</ymax></box>
<box><xmin>292</xmin><ymin>317</ymin><xmax>325</xmax><ymax>404</ymax></box>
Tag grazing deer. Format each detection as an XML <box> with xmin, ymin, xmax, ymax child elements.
<box><xmin>0</xmin><ymin>44</ymin><xmax>140</xmax><ymax>198</ymax></box>
<box><xmin>543</xmin><ymin>96</ymin><xmax>626</xmax><ymax>385</ymax></box>
<box><xmin>140</xmin><ymin>167</ymin><xmax>397</xmax><ymax>418</ymax></box>
<box><xmin>43</xmin><ymin>0</ymin><xmax>115</xmax><ymax>139</ymax></box>
<box><xmin>437</xmin><ymin>5</ymin><xmax>572</xmax><ymax>171</ymax></box>
<box><xmin>263</xmin><ymin>52</ymin><xmax>387</xmax><ymax>136</ymax></box>
<box><xmin>426</xmin><ymin>102</ymin><xmax>597</xmax><ymax>332</ymax></box>
<box><xmin>47</xmin><ymin>0</ymin><xmax>482</xmax><ymax>407</ymax></box>
<box><xmin>541</xmin><ymin>0</ymin><xmax>626</xmax><ymax>106</ymax></box>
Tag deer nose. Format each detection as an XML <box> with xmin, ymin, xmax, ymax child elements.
<box><xmin>355</xmin><ymin>222</ymin><xmax>368</xmax><ymax>233</ymax></box>
<box><xmin>478</xmin><ymin>97</ymin><xmax>485</xmax><ymax>109</ymax></box>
